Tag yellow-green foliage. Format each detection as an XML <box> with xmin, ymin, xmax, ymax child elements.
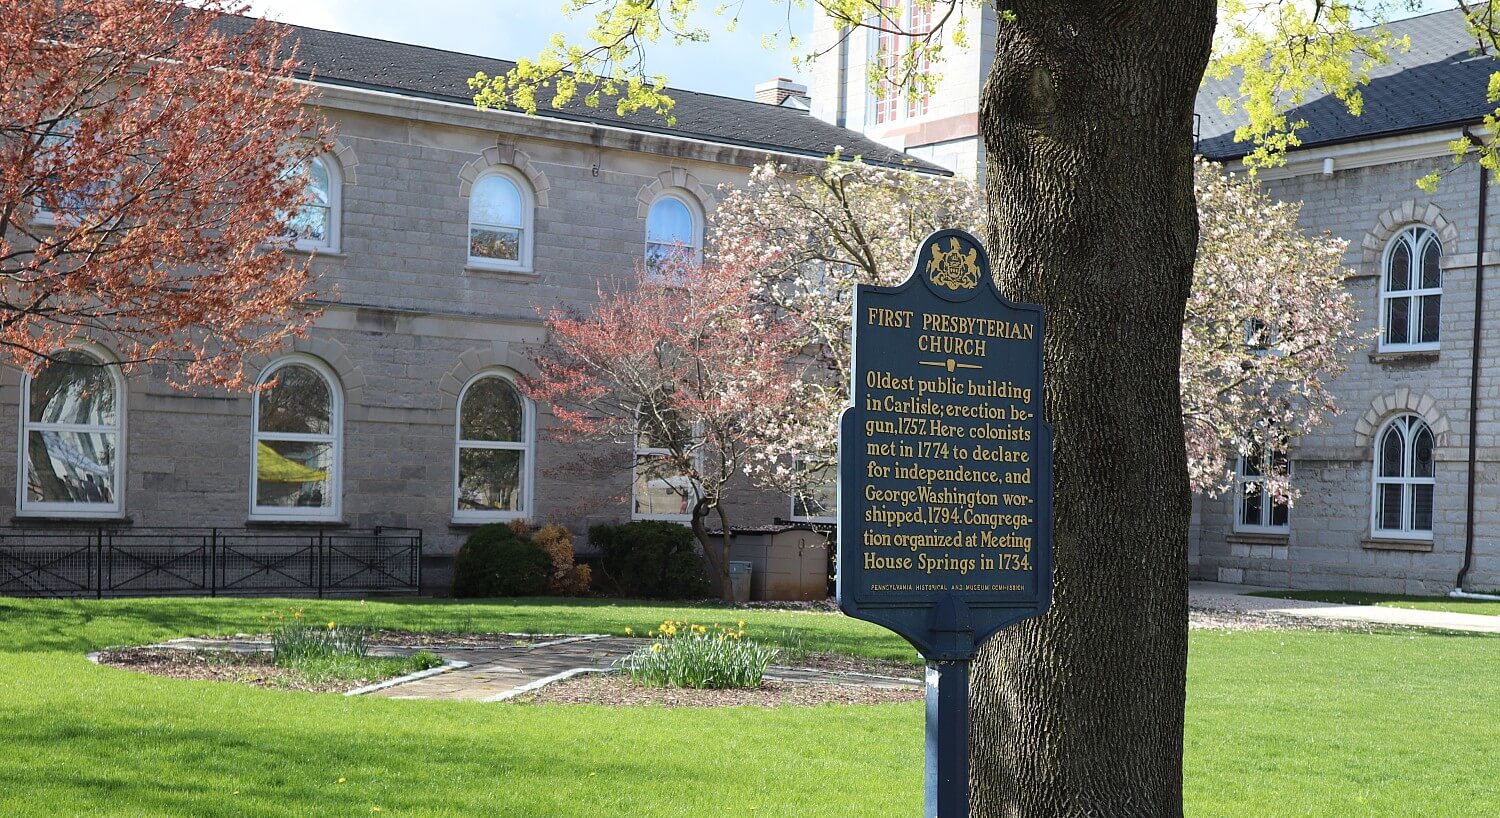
<box><xmin>535</xmin><ymin>523</ymin><xmax>592</xmax><ymax>596</ymax></box>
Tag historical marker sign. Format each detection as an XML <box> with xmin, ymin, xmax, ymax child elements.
<box><xmin>836</xmin><ymin>229</ymin><xmax>1053</xmax><ymax>818</ymax></box>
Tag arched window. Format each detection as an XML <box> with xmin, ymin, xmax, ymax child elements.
<box><xmin>454</xmin><ymin>372</ymin><xmax>533</xmax><ymax>521</ymax></box>
<box><xmin>282</xmin><ymin>154</ymin><xmax>341</xmax><ymax>252</ymax></box>
<box><xmin>468</xmin><ymin>171</ymin><xmax>533</xmax><ymax>270</ymax></box>
<box><xmin>251</xmin><ymin>357</ymin><xmax>341</xmax><ymax>520</ymax></box>
<box><xmin>1380</xmin><ymin>226</ymin><xmax>1441</xmax><ymax>351</ymax></box>
<box><xmin>645</xmin><ymin>193</ymin><xmax>700</xmax><ymax>274</ymax></box>
<box><xmin>19</xmin><ymin>348</ymin><xmax>124</xmax><ymax>516</ymax></box>
<box><xmin>1372</xmin><ymin>414</ymin><xmax>1435</xmax><ymax>538</ymax></box>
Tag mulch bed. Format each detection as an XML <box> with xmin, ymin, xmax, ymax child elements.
<box><xmin>514</xmin><ymin>673</ymin><xmax>923</xmax><ymax>708</ymax></box>
<box><xmin>95</xmin><ymin>648</ymin><xmax>395</xmax><ymax>694</ymax></box>
<box><xmin>784</xmin><ymin>651</ymin><xmax>921</xmax><ymax>679</ymax></box>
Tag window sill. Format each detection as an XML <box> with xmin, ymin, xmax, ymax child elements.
<box><xmin>1226</xmin><ymin>532</ymin><xmax>1290</xmax><ymax>545</ymax></box>
<box><xmin>287</xmin><ymin>247</ymin><xmax>346</xmax><ymax>259</ymax></box>
<box><xmin>1369</xmin><ymin>350</ymin><xmax>1439</xmax><ymax>365</ymax></box>
<box><xmin>244</xmin><ymin>518</ymin><xmax>349</xmax><ymax>528</ymax></box>
<box><xmin>1361</xmin><ymin>537</ymin><xmax>1433</xmax><ymax>553</ymax></box>
<box><xmin>449</xmin><ymin>517</ymin><xmax>526</xmax><ymax>529</ymax></box>
<box><xmin>11</xmin><ymin>515</ymin><xmax>132</xmax><ymax>526</ymax></box>
<box><xmin>464</xmin><ymin>264</ymin><xmax>538</xmax><ymax>282</ymax></box>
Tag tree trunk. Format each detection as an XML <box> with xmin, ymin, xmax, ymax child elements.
<box><xmin>970</xmin><ymin>3</ymin><xmax>1215</xmax><ymax>815</ymax></box>
<box><xmin>689</xmin><ymin>499</ymin><xmax>734</xmax><ymax>601</ymax></box>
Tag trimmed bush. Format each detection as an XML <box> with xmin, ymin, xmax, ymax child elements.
<box><xmin>451</xmin><ymin>523</ymin><xmax>550</xmax><ymax>598</ymax></box>
<box><xmin>590</xmin><ymin>521</ymin><xmax>711</xmax><ymax>599</ymax></box>
<box><xmin>534</xmin><ymin>524</ymin><xmax>592</xmax><ymax>595</ymax></box>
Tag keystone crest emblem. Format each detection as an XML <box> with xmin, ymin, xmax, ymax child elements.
<box><xmin>926</xmin><ymin>237</ymin><xmax>980</xmax><ymax>291</ymax></box>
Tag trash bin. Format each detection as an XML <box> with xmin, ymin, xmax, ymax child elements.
<box><xmin>729</xmin><ymin>561</ymin><xmax>753</xmax><ymax>604</ymax></box>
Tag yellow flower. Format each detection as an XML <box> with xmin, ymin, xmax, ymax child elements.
<box><xmin>623</xmin><ymin>627</ymin><xmax>633</xmax><ymax>636</ymax></box>
<box><xmin>327</xmin><ymin>621</ymin><xmax>336</xmax><ymax>630</ymax></box>
<box><xmin>651</xmin><ymin>643</ymin><xmax>662</xmax><ymax>653</ymax></box>
<box><xmin>738</xmin><ymin>619</ymin><xmax>745</xmax><ymax>628</ymax></box>
<box><xmin>337</xmin><ymin>777</ymin><xmax>346</xmax><ymax>784</ymax></box>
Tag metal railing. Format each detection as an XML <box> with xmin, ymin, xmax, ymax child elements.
<box><xmin>0</xmin><ymin>526</ymin><xmax>422</xmax><ymax>598</ymax></box>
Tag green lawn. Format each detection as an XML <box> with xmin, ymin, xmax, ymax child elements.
<box><xmin>1250</xmin><ymin>589</ymin><xmax>1500</xmax><ymax>617</ymax></box>
<box><xmin>2</xmin><ymin>596</ymin><xmax>1498</xmax><ymax>816</ymax></box>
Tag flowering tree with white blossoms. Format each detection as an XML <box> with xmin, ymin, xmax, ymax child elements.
<box><xmin>1185</xmin><ymin>159</ymin><xmax>1360</xmax><ymax>501</ymax></box>
<box><xmin>710</xmin><ymin>157</ymin><xmax>985</xmax><ymax>500</ymax></box>
<box><xmin>713</xmin><ymin>157</ymin><xmax>1358</xmax><ymax>507</ymax></box>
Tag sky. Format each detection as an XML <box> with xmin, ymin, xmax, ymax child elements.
<box><xmin>246</xmin><ymin>0</ymin><xmax>811</xmax><ymax>101</ymax></box>
<box><xmin>244</xmin><ymin>1</ymin><xmax>1453</xmax><ymax>103</ymax></box>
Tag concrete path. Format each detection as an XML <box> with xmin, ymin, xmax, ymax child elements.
<box><xmin>145</xmin><ymin>635</ymin><xmax>922</xmax><ymax>701</ymax></box>
<box><xmin>1190</xmin><ymin>580</ymin><xmax>1500</xmax><ymax>635</ymax></box>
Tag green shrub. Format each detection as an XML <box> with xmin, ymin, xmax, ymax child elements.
<box><xmin>619</xmin><ymin>620</ymin><xmax>775</xmax><ymax>689</ymax></box>
<box><xmin>451</xmin><ymin>523</ymin><xmax>550</xmax><ymax>598</ymax></box>
<box><xmin>590</xmin><ymin>521</ymin><xmax>711</xmax><ymax>599</ymax></box>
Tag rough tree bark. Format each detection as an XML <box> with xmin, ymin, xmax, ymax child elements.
<box><xmin>970</xmin><ymin>3</ymin><xmax>1216</xmax><ymax>816</ymax></box>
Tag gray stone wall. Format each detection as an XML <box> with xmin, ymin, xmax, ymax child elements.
<box><xmin>1196</xmin><ymin>156</ymin><xmax>1500</xmax><ymax>594</ymax></box>
<box><xmin>0</xmin><ymin>92</ymin><xmax>794</xmax><ymax>593</ymax></box>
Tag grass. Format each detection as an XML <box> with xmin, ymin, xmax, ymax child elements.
<box><xmin>1250</xmin><ymin>589</ymin><xmax>1500</xmax><ymax>616</ymax></box>
<box><xmin>2</xmin><ymin>596</ymin><xmax>1499</xmax><ymax>815</ymax></box>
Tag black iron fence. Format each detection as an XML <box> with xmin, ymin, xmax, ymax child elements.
<box><xmin>0</xmin><ymin>526</ymin><xmax>422</xmax><ymax>598</ymax></box>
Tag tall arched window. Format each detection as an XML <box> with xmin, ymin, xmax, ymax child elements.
<box><xmin>468</xmin><ymin>170</ymin><xmax>533</xmax><ymax>270</ymax></box>
<box><xmin>454</xmin><ymin>372</ymin><xmax>533</xmax><ymax>521</ymax></box>
<box><xmin>645</xmin><ymin>193</ymin><xmax>700</xmax><ymax>274</ymax></box>
<box><xmin>1380</xmin><ymin>226</ymin><xmax>1441</xmax><ymax>351</ymax></box>
<box><xmin>251</xmin><ymin>357</ymin><xmax>341</xmax><ymax>520</ymax></box>
<box><xmin>281</xmin><ymin>154</ymin><xmax>341</xmax><ymax>252</ymax></box>
<box><xmin>1372</xmin><ymin>414</ymin><xmax>1435</xmax><ymax>538</ymax></box>
<box><xmin>632</xmin><ymin>402</ymin><xmax>700</xmax><ymax>521</ymax></box>
<box><xmin>19</xmin><ymin>348</ymin><xmax>124</xmax><ymax>517</ymax></box>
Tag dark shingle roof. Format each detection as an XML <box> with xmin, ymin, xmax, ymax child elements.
<box><xmin>1197</xmin><ymin>9</ymin><xmax>1492</xmax><ymax>160</ymax></box>
<box><xmin>222</xmin><ymin>15</ymin><xmax>941</xmax><ymax>173</ymax></box>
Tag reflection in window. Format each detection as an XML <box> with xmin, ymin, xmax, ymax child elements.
<box><xmin>20</xmin><ymin>349</ymin><xmax>122</xmax><ymax>515</ymax></box>
<box><xmin>253</xmin><ymin>360</ymin><xmax>339</xmax><ymax>518</ymax></box>
<box><xmin>645</xmin><ymin>194</ymin><xmax>699</xmax><ymax>274</ymax></box>
<box><xmin>790</xmin><ymin>458</ymin><xmax>837</xmax><ymax>522</ymax></box>
<box><xmin>1234</xmin><ymin>443</ymin><xmax>1289</xmax><ymax>533</ymax></box>
<box><xmin>469</xmin><ymin>173</ymin><xmax>529</xmax><ymax>267</ymax></box>
<box><xmin>283</xmin><ymin>156</ymin><xmax>332</xmax><ymax>247</ymax></box>
<box><xmin>1380</xmin><ymin>226</ymin><xmax>1441</xmax><ymax>350</ymax></box>
<box><xmin>632</xmin><ymin>404</ymin><xmax>700</xmax><ymax>521</ymax></box>
<box><xmin>454</xmin><ymin>373</ymin><xmax>532</xmax><ymax>520</ymax></box>
<box><xmin>1372</xmin><ymin>414</ymin><xmax>1435</xmax><ymax>537</ymax></box>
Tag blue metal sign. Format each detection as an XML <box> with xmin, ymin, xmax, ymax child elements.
<box><xmin>835</xmin><ymin>228</ymin><xmax>1053</xmax><ymax>818</ymax></box>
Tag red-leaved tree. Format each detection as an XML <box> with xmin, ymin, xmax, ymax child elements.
<box><xmin>0</xmin><ymin>0</ymin><xmax>329</xmax><ymax>388</ymax></box>
<box><xmin>526</xmin><ymin>258</ymin><xmax>799</xmax><ymax>600</ymax></box>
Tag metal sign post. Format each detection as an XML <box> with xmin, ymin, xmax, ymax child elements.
<box><xmin>836</xmin><ymin>229</ymin><xmax>1053</xmax><ymax>818</ymax></box>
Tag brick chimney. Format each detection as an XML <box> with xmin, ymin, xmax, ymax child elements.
<box><xmin>755</xmin><ymin>77</ymin><xmax>810</xmax><ymax>108</ymax></box>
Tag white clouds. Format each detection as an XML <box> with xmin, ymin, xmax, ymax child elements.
<box><xmin>246</xmin><ymin>0</ymin><xmax>807</xmax><ymax>99</ymax></box>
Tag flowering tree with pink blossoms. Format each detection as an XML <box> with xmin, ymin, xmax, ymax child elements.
<box><xmin>525</xmin><ymin>259</ymin><xmax>799</xmax><ymax>601</ymax></box>
<box><xmin>712</xmin><ymin>157</ymin><xmax>1358</xmax><ymax>506</ymax></box>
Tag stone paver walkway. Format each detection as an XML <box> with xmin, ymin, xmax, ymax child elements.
<box><xmin>144</xmin><ymin>634</ymin><xmax>922</xmax><ymax>701</ymax></box>
<box><xmin>1190</xmin><ymin>580</ymin><xmax>1500</xmax><ymax>634</ymax></box>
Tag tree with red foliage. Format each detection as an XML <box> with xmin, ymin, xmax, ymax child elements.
<box><xmin>0</xmin><ymin>0</ymin><xmax>329</xmax><ymax>388</ymax></box>
<box><xmin>526</xmin><ymin>259</ymin><xmax>799</xmax><ymax>600</ymax></box>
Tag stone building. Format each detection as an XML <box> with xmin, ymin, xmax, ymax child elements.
<box><xmin>813</xmin><ymin>7</ymin><xmax>1500</xmax><ymax>594</ymax></box>
<box><xmin>7</xmin><ymin>18</ymin><xmax>931</xmax><ymax>593</ymax></box>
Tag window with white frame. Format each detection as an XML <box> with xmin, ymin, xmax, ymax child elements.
<box><xmin>1234</xmin><ymin>442</ymin><xmax>1289</xmax><ymax>534</ymax></box>
<box><xmin>468</xmin><ymin>170</ymin><xmax>533</xmax><ymax>270</ymax></box>
<box><xmin>1372</xmin><ymin>414</ymin><xmax>1435</xmax><ymax>538</ymax></box>
<box><xmin>1379</xmin><ymin>226</ymin><xmax>1442</xmax><ymax>351</ymax></box>
<box><xmin>251</xmin><ymin>357</ymin><xmax>341</xmax><ymax>519</ymax></box>
<box><xmin>279</xmin><ymin>154</ymin><xmax>341</xmax><ymax>252</ymax></box>
<box><xmin>644</xmin><ymin>193</ymin><xmax>700</xmax><ymax>275</ymax></box>
<box><xmin>454</xmin><ymin>372</ymin><xmax>533</xmax><ymax>521</ymax></box>
<box><xmin>632</xmin><ymin>404</ymin><xmax>700</xmax><ymax>521</ymax></box>
<box><xmin>866</xmin><ymin>0</ymin><xmax>933</xmax><ymax>125</ymax></box>
<box><xmin>19</xmin><ymin>348</ymin><xmax>124</xmax><ymax>517</ymax></box>
<box><xmin>789</xmin><ymin>457</ymin><xmax>837</xmax><ymax>523</ymax></box>
<box><xmin>31</xmin><ymin>117</ymin><xmax>100</xmax><ymax>227</ymax></box>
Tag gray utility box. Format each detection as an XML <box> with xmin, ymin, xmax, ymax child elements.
<box><xmin>720</xmin><ymin>524</ymin><xmax>831</xmax><ymax>602</ymax></box>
